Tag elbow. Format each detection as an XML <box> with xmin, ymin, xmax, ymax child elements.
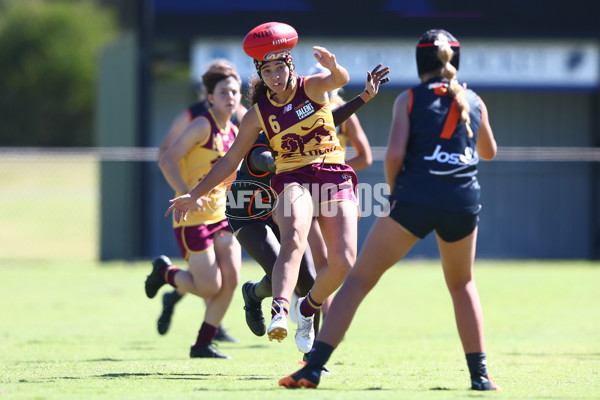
<box><xmin>341</xmin><ymin>73</ymin><xmax>350</xmax><ymax>86</ymax></box>
<box><xmin>158</xmin><ymin>155</ymin><xmax>169</xmax><ymax>171</ymax></box>
<box><xmin>349</xmin><ymin>153</ymin><xmax>372</xmax><ymax>171</ymax></box>
<box><xmin>335</xmin><ymin>69</ymin><xmax>350</xmax><ymax>86</ymax></box>
<box><xmin>479</xmin><ymin>151</ymin><xmax>496</xmax><ymax>161</ymax></box>
<box><xmin>385</xmin><ymin>151</ymin><xmax>404</xmax><ymax>166</ymax></box>
<box><xmin>478</xmin><ymin>143</ymin><xmax>497</xmax><ymax>161</ymax></box>
<box><xmin>363</xmin><ymin>152</ymin><xmax>373</xmax><ymax>168</ymax></box>
<box><xmin>341</xmin><ymin>71</ymin><xmax>350</xmax><ymax>86</ymax></box>
<box><xmin>158</xmin><ymin>154</ymin><xmax>178</xmax><ymax>173</ymax></box>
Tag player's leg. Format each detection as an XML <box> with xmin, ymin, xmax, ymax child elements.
<box><xmin>234</xmin><ymin>221</ymin><xmax>281</xmax><ymax>336</ymax></box>
<box><xmin>268</xmin><ymin>184</ymin><xmax>314</xmax><ymax>343</ymax></box>
<box><xmin>304</xmin><ymin>200</ymin><xmax>359</xmax><ymax>306</ymax></box>
<box><xmin>306</xmin><ymin>219</ymin><xmax>332</xmax><ymax>319</ymax></box>
<box><xmin>209</xmin><ymin>230</ymin><xmax>241</xmax><ymax>334</ymax></box>
<box><xmin>188</xmin><ymin>230</ymin><xmax>240</xmax><ymax>359</ymax></box>
<box><xmin>280</xmin><ymin>215</ymin><xmax>418</xmax><ymax>388</ymax></box>
<box><xmin>157</xmin><ymin>288</ymin><xmax>184</xmax><ymax>335</ymax></box>
<box><xmin>436</xmin><ymin>224</ymin><xmax>500</xmax><ymax>391</ymax></box>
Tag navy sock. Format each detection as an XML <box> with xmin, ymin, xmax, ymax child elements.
<box><xmin>306</xmin><ymin>341</ymin><xmax>335</xmax><ymax>370</ymax></box>
<box><xmin>167</xmin><ymin>290</ymin><xmax>183</xmax><ymax>304</ymax></box>
<box><xmin>247</xmin><ymin>283</ymin><xmax>263</xmax><ymax>303</ymax></box>
<box><xmin>466</xmin><ymin>352</ymin><xmax>488</xmax><ymax>380</ymax></box>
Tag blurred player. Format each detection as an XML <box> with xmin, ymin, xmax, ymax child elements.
<box><xmin>145</xmin><ymin>59</ymin><xmax>243</xmax><ymax>359</ymax></box>
<box><xmin>155</xmin><ymin>60</ymin><xmax>246</xmax><ymax>344</ymax></box>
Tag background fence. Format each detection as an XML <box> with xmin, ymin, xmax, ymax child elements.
<box><xmin>1</xmin><ymin>146</ymin><xmax>598</xmax><ymax>262</ymax></box>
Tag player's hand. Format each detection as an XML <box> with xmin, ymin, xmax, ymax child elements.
<box><xmin>194</xmin><ymin>195</ymin><xmax>212</xmax><ymax>212</ymax></box>
<box><xmin>312</xmin><ymin>46</ymin><xmax>337</xmax><ymax>70</ymax></box>
<box><xmin>165</xmin><ymin>194</ymin><xmax>197</xmax><ymax>223</ymax></box>
<box><xmin>364</xmin><ymin>64</ymin><xmax>390</xmax><ymax>99</ymax></box>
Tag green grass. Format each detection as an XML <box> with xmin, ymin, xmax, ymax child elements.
<box><xmin>1</xmin><ymin>260</ymin><xmax>599</xmax><ymax>399</ymax></box>
<box><xmin>0</xmin><ymin>158</ymin><xmax>98</xmax><ymax>261</ymax></box>
<box><xmin>1</xmin><ymin>157</ymin><xmax>599</xmax><ymax>399</ymax></box>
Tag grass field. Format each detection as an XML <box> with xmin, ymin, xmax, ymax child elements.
<box><xmin>1</xmin><ymin>157</ymin><xmax>599</xmax><ymax>399</ymax></box>
<box><xmin>1</xmin><ymin>259</ymin><xmax>600</xmax><ymax>399</ymax></box>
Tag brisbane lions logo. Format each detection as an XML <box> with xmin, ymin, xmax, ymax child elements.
<box><xmin>280</xmin><ymin>118</ymin><xmax>333</xmax><ymax>158</ymax></box>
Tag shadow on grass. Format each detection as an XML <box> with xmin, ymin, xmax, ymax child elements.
<box><xmin>17</xmin><ymin>372</ymin><xmax>274</xmax><ymax>383</ymax></box>
<box><xmin>17</xmin><ymin>372</ymin><xmax>400</xmax><ymax>391</ymax></box>
<box><xmin>506</xmin><ymin>352</ymin><xmax>600</xmax><ymax>359</ymax></box>
<box><xmin>190</xmin><ymin>387</ymin><xmax>394</xmax><ymax>392</ymax></box>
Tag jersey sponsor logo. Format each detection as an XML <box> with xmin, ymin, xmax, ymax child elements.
<box><xmin>424</xmin><ymin>144</ymin><xmax>479</xmax><ymax>175</ymax></box>
<box><xmin>294</xmin><ymin>101</ymin><xmax>315</xmax><ymax>120</ymax></box>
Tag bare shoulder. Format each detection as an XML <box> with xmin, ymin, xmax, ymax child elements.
<box><xmin>395</xmin><ymin>90</ymin><xmax>411</xmax><ymax>105</ymax></box>
<box><xmin>180</xmin><ymin>115</ymin><xmax>211</xmax><ymax>143</ymax></box>
<box><xmin>392</xmin><ymin>90</ymin><xmax>411</xmax><ymax>114</ymax></box>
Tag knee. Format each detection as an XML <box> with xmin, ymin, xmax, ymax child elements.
<box><xmin>198</xmin><ymin>282</ymin><xmax>220</xmax><ymax>298</ymax></box>
<box><xmin>192</xmin><ymin>273</ymin><xmax>221</xmax><ymax>297</ymax></box>
<box><xmin>344</xmin><ymin>273</ymin><xmax>369</xmax><ymax>292</ymax></box>
<box><xmin>327</xmin><ymin>253</ymin><xmax>354</xmax><ymax>279</ymax></box>
<box><xmin>447</xmin><ymin>278</ymin><xmax>474</xmax><ymax>295</ymax></box>
<box><xmin>221</xmin><ymin>268</ymin><xmax>240</xmax><ymax>292</ymax></box>
<box><xmin>279</xmin><ymin>229</ymin><xmax>306</xmax><ymax>254</ymax></box>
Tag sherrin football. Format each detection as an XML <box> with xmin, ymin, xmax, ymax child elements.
<box><xmin>243</xmin><ymin>22</ymin><xmax>298</xmax><ymax>61</ymax></box>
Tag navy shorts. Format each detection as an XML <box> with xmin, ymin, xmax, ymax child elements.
<box><xmin>228</xmin><ymin>214</ymin><xmax>278</xmax><ymax>236</ymax></box>
<box><xmin>388</xmin><ymin>200</ymin><xmax>479</xmax><ymax>242</ymax></box>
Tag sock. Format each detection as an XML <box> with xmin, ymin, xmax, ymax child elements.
<box><xmin>271</xmin><ymin>297</ymin><xmax>289</xmax><ymax>317</ymax></box>
<box><xmin>466</xmin><ymin>352</ymin><xmax>489</xmax><ymax>380</ymax></box>
<box><xmin>167</xmin><ymin>290</ymin><xmax>183</xmax><ymax>304</ymax></box>
<box><xmin>305</xmin><ymin>341</ymin><xmax>335</xmax><ymax>370</ymax></box>
<box><xmin>300</xmin><ymin>292</ymin><xmax>322</xmax><ymax>317</ymax></box>
<box><xmin>193</xmin><ymin>322</ymin><xmax>218</xmax><ymax>348</ymax></box>
<box><xmin>253</xmin><ymin>275</ymin><xmax>272</xmax><ymax>299</ymax></box>
<box><xmin>161</xmin><ymin>265</ymin><xmax>182</xmax><ymax>288</ymax></box>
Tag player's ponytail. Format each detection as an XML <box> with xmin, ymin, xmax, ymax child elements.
<box><xmin>437</xmin><ymin>37</ymin><xmax>473</xmax><ymax>138</ymax></box>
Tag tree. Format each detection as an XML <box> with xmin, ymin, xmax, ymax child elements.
<box><xmin>0</xmin><ymin>0</ymin><xmax>117</xmax><ymax>146</ymax></box>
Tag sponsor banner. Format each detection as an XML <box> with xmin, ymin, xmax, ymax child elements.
<box><xmin>192</xmin><ymin>38</ymin><xmax>599</xmax><ymax>89</ymax></box>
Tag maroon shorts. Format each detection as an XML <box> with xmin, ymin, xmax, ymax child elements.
<box><xmin>271</xmin><ymin>163</ymin><xmax>358</xmax><ymax>207</ymax></box>
<box><xmin>173</xmin><ymin>219</ymin><xmax>231</xmax><ymax>260</ymax></box>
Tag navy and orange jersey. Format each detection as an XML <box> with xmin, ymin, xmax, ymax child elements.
<box><xmin>174</xmin><ymin>108</ymin><xmax>237</xmax><ymax>227</ymax></box>
<box><xmin>253</xmin><ymin>76</ymin><xmax>345</xmax><ymax>174</ymax></box>
<box><xmin>187</xmin><ymin>101</ymin><xmax>242</xmax><ymax>127</ymax></box>
<box><xmin>391</xmin><ymin>77</ymin><xmax>483</xmax><ymax>213</ymax></box>
<box><xmin>226</xmin><ymin>133</ymin><xmax>276</xmax><ymax>222</ymax></box>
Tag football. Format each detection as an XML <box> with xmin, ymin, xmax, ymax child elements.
<box><xmin>243</xmin><ymin>22</ymin><xmax>298</xmax><ymax>61</ymax></box>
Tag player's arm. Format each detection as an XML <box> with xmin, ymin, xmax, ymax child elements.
<box><xmin>166</xmin><ymin>109</ymin><xmax>262</xmax><ymax>221</ymax></box>
<box><xmin>158</xmin><ymin>111</ymin><xmax>191</xmax><ymax>160</ymax></box>
<box><xmin>248</xmin><ymin>145</ymin><xmax>276</xmax><ymax>174</ymax></box>
<box><xmin>343</xmin><ymin>115</ymin><xmax>372</xmax><ymax>171</ymax></box>
<box><xmin>385</xmin><ymin>90</ymin><xmax>411</xmax><ymax>192</ymax></box>
<box><xmin>305</xmin><ymin>46</ymin><xmax>349</xmax><ymax>102</ymax></box>
<box><xmin>476</xmin><ymin>98</ymin><xmax>497</xmax><ymax>160</ymax></box>
<box><xmin>158</xmin><ymin>117</ymin><xmax>210</xmax><ymax>195</ymax></box>
<box><xmin>331</xmin><ymin>64</ymin><xmax>390</xmax><ymax>126</ymax></box>
<box><xmin>234</xmin><ymin>104</ymin><xmax>249</xmax><ymax>126</ymax></box>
